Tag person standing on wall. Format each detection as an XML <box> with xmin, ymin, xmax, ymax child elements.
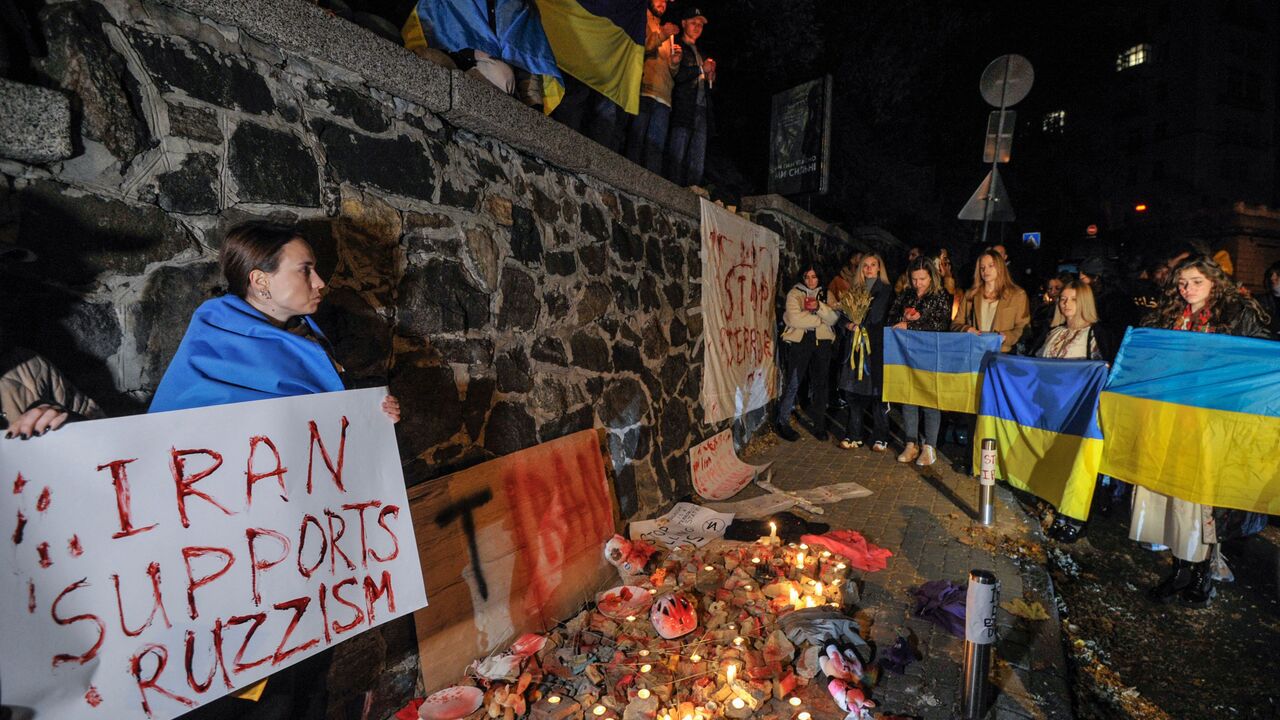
<box><xmin>665</xmin><ymin>6</ymin><xmax>715</xmax><ymax>187</ymax></box>
<box><xmin>625</xmin><ymin>0</ymin><xmax>681</xmax><ymax>174</ymax></box>
<box><xmin>775</xmin><ymin>266</ymin><xmax>838</xmax><ymax>442</ymax></box>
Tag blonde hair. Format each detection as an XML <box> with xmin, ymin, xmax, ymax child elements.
<box><xmin>967</xmin><ymin>250</ymin><xmax>1019</xmax><ymax>300</ymax></box>
<box><xmin>1051</xmin><ymin>280</ymin><xmax>1099</xmax><ymax>326</ymax></box>
<box><xmin>859</xmin><ymin>253</ymin><xmax>890</xmax><ymax>284</ymax></box>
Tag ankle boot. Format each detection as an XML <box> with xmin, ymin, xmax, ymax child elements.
<box><xmin>1146</xmin><ymin>558</ymin><xmax>1191</xmax><ymax>603</ymax></box>
<box><xmin>1180</xmin><ymin>558</ymin><xmax>1216</xmax><ymax>608</ymax></box>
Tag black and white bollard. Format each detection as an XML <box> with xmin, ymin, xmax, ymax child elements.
<box><xmin>978</xmin><ymin>438</ymin><xmax>997</xmax><ymax>526</ymax></box>
<box><xmin>961</xmin><ymin>569</ymin><xmax>1000</xmax><ymax>719</ymax></box>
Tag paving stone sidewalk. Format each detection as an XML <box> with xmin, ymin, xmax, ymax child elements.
<box><xmin>740</xmin><ymin>430</ymin><xmax>1074</xmax><ymax>720</ymax></box>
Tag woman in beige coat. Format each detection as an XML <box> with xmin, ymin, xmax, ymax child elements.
<box><xmin>775</xmin><ymin>265</ymin><xmax>839</xmax><ymax>441</ymax></box>
<box><xmin>953</xmin><ymin>250</ymin><xmax>1030</xmax><ymax>353</ymax></box>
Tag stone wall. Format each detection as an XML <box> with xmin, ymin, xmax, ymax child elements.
<box><xmin>0</xmin><ymin>1</ymin><xmax>886</xmax><ymax>716</ymax></box>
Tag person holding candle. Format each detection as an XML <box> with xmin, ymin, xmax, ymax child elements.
<box><xmin>776</xmin><ymin>266</ymin><xmax>839</xmax><ymax>441</ymax></box>
<box><xmin>888</xmin><ymin>256</ymin><xmax>952</xmax><ymax>466</ymax></box>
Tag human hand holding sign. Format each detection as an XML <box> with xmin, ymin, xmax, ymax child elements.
<box><xmin>5</xmin><ymin>404</ymin><xmax>70</xmax><ymax>439</ymax></box>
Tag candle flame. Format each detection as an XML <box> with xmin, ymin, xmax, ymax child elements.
<box><xmin>726</xmin><ymin>663</ymin><xmax>737</xmax><ymax>683</ymax></box>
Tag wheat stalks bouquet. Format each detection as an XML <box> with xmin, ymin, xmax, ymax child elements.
<box><xmin>834</xmin><ymin>283</ymin><xmax>873</xmax><ymax>379</ymax></box>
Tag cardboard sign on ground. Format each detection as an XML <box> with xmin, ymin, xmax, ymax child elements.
<box><xmin>690</xmin><ymin>428</ymin><xmax>771</xmax><ymax>500</ymax></box>
<box><xmin>409</xmin><ymin>429</ymin><xmax>619</xmax><ymax>692</ymax></box>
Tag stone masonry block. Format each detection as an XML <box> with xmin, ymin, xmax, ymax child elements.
<box><xmin>0</xmin><ymin>79</ymin><xmax>73</xmax><ymax>163</ymax></box>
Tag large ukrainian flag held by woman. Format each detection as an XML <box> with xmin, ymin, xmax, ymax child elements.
<box><xmin>1100</xmin><ymin>328</ymin><xmax>1280</xmax><ymax>514</ymax></box>
<box><xmin>976</xmin><ymin>355</ymin><xmax>1109</xmax><ymax>521</ymax></box>
<box><xmin>882</xmin><ymin>329</ymin><xmax>1001</xmax><ymax>413</ymax></box>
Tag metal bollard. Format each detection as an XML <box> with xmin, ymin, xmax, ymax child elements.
<box><xmin>978</xmin><ymin>438</ymin><xmax>996</xmax><ymax>526</ymax></box>
<box><xmin>961</xmin><ymin>569</ymin><xmax>1000</xmax><ymax>719</ymax></box>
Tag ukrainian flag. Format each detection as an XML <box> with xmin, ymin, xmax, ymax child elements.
<box><xmin>1099</xmin><ymin>328</ymin><xmax>1280</xmax><ymax>514</ymax></box>
<box><xmin>533</xmin><ymin>0</ymin><xmax>646</xmax><ymax>114</ymax></box>
<box><xmin>882</xmin><ymin>329</ymin><xmax>1002</xmax><ymax>413</ymax></box>
<box><xmin>403</xmin><ymin>0</ymin><xmax>566</xmax><ymax>111</ymax></box>
<box><xmin>975</xmin><ymin>355</ymin><xmax>1108</xmax><ymax>521</ymax></box>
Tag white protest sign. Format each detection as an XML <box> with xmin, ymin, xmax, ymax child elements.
<box><xmin>690</xmin><ymin>429</ymin><xmax>771</xmax><ymax>500</ymax></box>
<box><xmin>629</xmin><ymin>502</ymin><xmax>734</xmax><ymax>549</ymax></box>
<box><xmin>964</xmin><ymin>575</ymin><xmax>999</xmax><ymax>645</ymax></box>
<box><xmin>699</xmin><ymin>198</ymin><xmax>780</xmax><ymax>424</ymax></box>
<box><xmin>0</xmin><ymin>388</ymin><xmax>427</xmax><ymax>720</ymax></box>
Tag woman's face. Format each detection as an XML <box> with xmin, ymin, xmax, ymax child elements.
<box><xmin>256</xmin><ymin>239</ymin><xmax>325</xmax><ymax>319</ymax></box>
<box><xmin>1269</xmin><ymin>270</ymin><xmax>1280</xmax><ymax>292</ymax></box>
<box><xmin>1046</xmin><ymin>278</ymin><xmax>1064</xmax><ymax>299</ymax></box>
<box><xmin>803</xmin><ymin>269</ymin><xmax>819</xmax><ymax>290</ymax></box>
<box><xmin>979</xmin><ymin>255</ymin><xmax>999</xmax><ymax>284</ymax></box>
<box><xmin>937</xmin><ymin>251</ymin><xmax>952</xmax><ymax>278</ymax></box>
<box><xmin>1058</xmin><ymin>287</ymin><xmax>1078</xmax><ymax>320</ymax></box>
<box><xmin>910</xmin><ymin>269</ymin><xmax>932</xmax><ymax>295</ymax></box>
<box><xmin>1177</xmin><ymin>267</ymin><xmax>1213</xmax><ymax>308</ymax></box>
<box><xmin>860</xmin><ymin>257</ymin><xmax>880</xmax><ymax>279</ymax></box>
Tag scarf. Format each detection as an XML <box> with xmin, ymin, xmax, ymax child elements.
<box><xmin>149</xmin><ymin>294</ymin><xmax>345</xmax><ymax>413</ymax></box>
<box><xmin>1176</xmin><ymin>305</ymin><xmax>1213</xmax><ymax>333</ymax></box>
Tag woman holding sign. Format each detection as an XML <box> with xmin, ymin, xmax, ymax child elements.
<box><xmin>1132</xmin><ymin>255</ymin><xmax>1268</xmax><ymax>608</ymax></box>
<box><xmin>887</xmin><ymin>256</ymin><xmax>952</xmax><ymax>466</ymax></box>
<box><xmin>151</xmin><ymin>221</ymin><xmax>399</xmax><ymax>719</ymax></box>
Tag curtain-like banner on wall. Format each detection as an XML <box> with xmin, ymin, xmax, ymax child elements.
<box><xmin>699</xmin><ymin>198</ymin><xmax>780</xmax><ymax>424</ymax></box>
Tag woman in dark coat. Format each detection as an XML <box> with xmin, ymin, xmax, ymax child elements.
<box><xmin>836</xmin><ymin>253</ymin><xmax>894</xmax><ymax>451</ymax></box>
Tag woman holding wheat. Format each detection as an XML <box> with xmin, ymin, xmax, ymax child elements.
<box><xmin>834</xmin><ymin>253</ymin><xmax>894</xmax><ymax>450</ymax></box>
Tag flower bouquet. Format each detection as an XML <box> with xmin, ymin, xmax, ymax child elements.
<box><xmin>833</xmin><ymin>284</ymin><xmax>873</xmax><ymax>379</ymax></box>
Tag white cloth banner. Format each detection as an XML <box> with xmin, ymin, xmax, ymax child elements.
<box><xmin>699</xmin><ymin>198</ymin><xmax>781</xmax><ymax>424</ymax></box>
<box><xmin>0</xmin><ymin>388</ymin><xmax>427</xmax><ymax>720</ymax></box>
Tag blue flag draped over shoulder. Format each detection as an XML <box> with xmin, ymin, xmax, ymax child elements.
<box><xmin>149</xmin><ymin>295</ymin><xmax>344</xmax><ymax>413</ymax></box>
<box><xmin>1099</xmin><ymin>328</ymin><xmax>1280</xmax><ymax>514</ymax></box>
<box><xmin>975</xmin><ymin>355</ymin><xmax>1108</xmax><ymax>521</ymax></box>
<box><xmin>403</xmin><ymin>0</ymin><xmax>566</xmax><ymax>110</ymax></box>
<box><xmin>882</xmin><ymin>329</ymin><xmax>1002</xmax><ymax>413</ymax></box>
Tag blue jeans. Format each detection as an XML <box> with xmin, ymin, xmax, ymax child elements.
<box><xmin>901</xmin><ymin>404</ymin><xmax>940</xmax><ymax>446</ymax></box>
<box><xmin>626</xmin><ymin>97</ymin><xmax>670</xmax><ymax>174</ymax></box>
<box><xmin>665</xmin><ymin>113</ymin><xmax>707</xmax><ymax>186</ymax></box>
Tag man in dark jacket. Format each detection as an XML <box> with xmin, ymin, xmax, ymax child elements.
<box><xmin>665</xmin><ymin>6</ymin><xmax>715</xmax><ymax>187</ymax></box>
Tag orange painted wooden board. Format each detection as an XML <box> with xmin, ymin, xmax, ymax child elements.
<box><xmin>408</xmin><ymin>429</ymin><xmax>620</xmax><ymax>692</ymax></box>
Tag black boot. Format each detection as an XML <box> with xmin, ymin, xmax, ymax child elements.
<box><xmin>1146</xmin><ymin>558</ymin><xmax>1191</xmax><ymax>603</ymax></box>
<box><xmin>775</xmin><ymin>421</ymin><xmax>800</xmax><ymax>442</ymax></box>
<box><xmin>1180</xmin><ymin>558</ymin><xmax>1216</xmax><ymax>608</ymax></box>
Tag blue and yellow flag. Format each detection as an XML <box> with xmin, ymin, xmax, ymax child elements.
<box><xmin>975</xmin><ymin>355</ymin><xmax>1108</xmax><ymax>521</ymax></box>
<box><xmin>882</xmin><ymin>329</ymin><xmax>1002</xmax><ymax>413</ymax></box>
<box><xmin>403</xmin><ymin>0</ymin><xmax>566</xmax><ymax>111</ymax></box>
<box><xmin>1099</xmin><ymin>328</ymin><xmax>1280</xmax><ymax>514</ymax></box>
<box><xmin>533</xmin><ymin>0</ymin><xmax>645</xmax><ymax>114</ymax></box>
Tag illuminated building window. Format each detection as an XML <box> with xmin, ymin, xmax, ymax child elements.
<box><xmin>1116</xmin><ymin>43</ymin><xmax>1151</xmax><ymax>71</ymax></box>
<box><xmin>1042</xmin><ymin>110</ymin><xmax>1066</xmax><ymax>133</ymax></box>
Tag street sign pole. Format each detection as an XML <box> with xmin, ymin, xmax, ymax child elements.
<box><xmin>979</xmin><ymin>60</ymin><xmax>1014</xmax><ymax>247</ymax></box>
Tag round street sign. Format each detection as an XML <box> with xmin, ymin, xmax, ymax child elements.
<box><xmin>980</xmin><ymin>54</ymin><xmax>1034</xmax><ymax>108</ymax></box>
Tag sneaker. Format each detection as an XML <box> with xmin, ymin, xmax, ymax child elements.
<box><xmin>775</xmin><ymin>422</ymin><xmax>800</xmax><ymax>442</ymax></box>
<box><xmin>915</xmin><ymin>444</ymin><xmax>937</xmax><ymax>466</ymax></box>
<box><xmin>871</xmin><ymin>441</ymin><xmax>888</xmax><ymax>452</ymax></box>
<box><xmin>897</xmin><ymin>443</ymin><xmax>920</xmax><ymax>463</ymax></box>
<box><xmin>839</xmin><ymin>438</ymin><xmax>864</xmax><ymax>450</ymax></box>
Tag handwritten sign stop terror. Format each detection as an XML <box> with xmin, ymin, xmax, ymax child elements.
<box><xmin>700</xmin><ymin>198</ymin><xmax>780</xmax><ymax>424</ymax></box>
<box><xmin>0</xmin><ymin>388</ymin><xmax>427</xmax><ymax>720</ymax></box>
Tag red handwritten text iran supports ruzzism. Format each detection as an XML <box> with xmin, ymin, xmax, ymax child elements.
<box><xmin>14</xmin><ymin>415</ymin><xmax>404</xmax><ymax>717</ymax></box>
<box><xmin>710</xmin><ymin>230</ymin><xmax>774</xmax><ymax>367</ymax></box>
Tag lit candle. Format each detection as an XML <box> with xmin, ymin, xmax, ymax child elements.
<box><xmin>796</xmin><ymin>552</ymin><xmax>806</xmax><ymax>569</ymax></box>
<box><xmin>593</xmin><ymin>705</ymin><xmax>607</xmax><ymax>716</ymax></box>
<box><xmin>689</xmin><ymin>653</ymin><xmax>702</xmax><ymax>663</ymax></box>
<box><xmin>638</xmin><ymin>689</ymin><xmax>651</xmax><ymax>700</ymax></box>
<box><xmin>725</xmin><ymin>663</ymin><xmax>737</xmax><ymax>684</ymax></box>
<box><xmin>821</xmin><ymin>550</ymin><xmax>831</xmax><ymax>558</ymax></box>
<box><xmin>798</xmin><ymin>543</ymin><xmax>808</xmax><ymax>550</ymax></box>
<box><xmin>548</xmin><ymin>695</ymin><xmax>562</xmax><ymax>704</ymax></box>
<box><xmin>703</xmin><ymin>565</ymin><xmax>714</xmax><ymax>571</ymax></box>
<box><xmin>626</xmin><ymin>615</ymin><xmax>636</xmax><ymax>622</ymax></box>
<box><xmin>814</xmin><ymin>582</ymin><xmax>824</xmax><ymax>595</ymax></box>
<box><xmin>639</xmin><ymin>649</ymin><xmax>650</xmax><ymax>657</ymax></box>
<box><xmin>788</xmin><ymin>697</ymin><xmax>802</xmax><ymax>707</ymax></box>
<box><xmin>731</xmin><ymin>698</ymin><xmax>745</xmax><ymax>710</ymax></box>
<box><xmin>798</xmin><ymin>713</ymin><xmax>812</xmax><ymax>720</ymax></box>
<box><xmin>732</xmin><ymin>636</ymin><xmax>744</xmax><ymax>646</ymax></box>
<box><xmin>769</xmin><ymin>521</ymin><xmax>777</xmax><ymax>539</ymax></box>
<box><xmin>751</xmin><ymin>557</ymin><xmax>761</xmax><ymax>565</ymax></box>
<box><xmin>742</xmin><ymin>584</ymin><xmax>752</xmax><ymax>591</ymax></box>
<box><xmin>640</xmin><ymin>664</ymin><xmax>652</xmax><ymax>673</ymax></box>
